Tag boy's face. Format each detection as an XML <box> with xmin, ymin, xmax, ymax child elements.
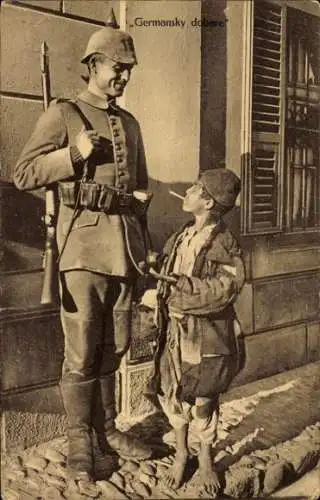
<box><xmin>183</xmin><ymin>181</ymin><xmax>213</xmax><ymax>215</ymax></box>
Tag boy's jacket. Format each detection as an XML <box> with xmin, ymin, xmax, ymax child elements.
<box><xmin>158</xmin><ymin>220</ymin><xmax>245</xmax><ymax>356</ymax></box>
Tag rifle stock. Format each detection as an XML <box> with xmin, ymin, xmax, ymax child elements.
<box><xmin>40</xmin><ymin>41</ymin><xmax>59</xmax><ymax>305</ymax></box>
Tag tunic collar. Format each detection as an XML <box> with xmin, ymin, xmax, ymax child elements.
<box><xmin>78</xmin><ymin>89</ymin><xmax>117</xmax><ymax>110</ymax></box>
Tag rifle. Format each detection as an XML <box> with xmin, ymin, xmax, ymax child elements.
<box><xmin>40</xmin><ymin>41</ymin><xmax>59</xmax><ymax>305</ymax></box>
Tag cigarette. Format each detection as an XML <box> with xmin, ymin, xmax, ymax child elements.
<box><xmin>169</xmin><ymin>190</ymin><xmax>184</xmax><ymax>200</ymax></box>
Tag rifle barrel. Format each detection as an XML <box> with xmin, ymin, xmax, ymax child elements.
<box><xmin>39</xmin><ymin>41</ymin><xmax>57</xmax><ymax>305</ymax></box>
<box><xmin>40</xmin><ymin>41</ymin><xmax>51</xmax><ymax>111</ymax></box>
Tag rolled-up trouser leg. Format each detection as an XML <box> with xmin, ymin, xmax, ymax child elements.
<box><xmin>60</xmin><ymin>379</ymin><xmax>95</xmax><ymax>480</ymax></box>
<box><xmin>192</xmin><ymin>397</ymin><xmax>219</xmax><ymax>445</ymax></box>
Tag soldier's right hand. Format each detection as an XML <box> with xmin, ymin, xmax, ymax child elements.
<box><xmin>76</xmin><ymin>126</ymin><xmax>103</xmax><ymax>160</ymax></box>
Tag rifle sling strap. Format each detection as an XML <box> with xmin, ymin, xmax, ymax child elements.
<box><xmin>66</xmin><ymin>101</ymin><xmax>94</xmax><ymax>131</ymax></box>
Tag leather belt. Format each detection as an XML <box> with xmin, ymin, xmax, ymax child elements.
<box><xmin>58</xmin><ymin>181</ymin><xmax>149</xmax><ymax>216</ymax></box>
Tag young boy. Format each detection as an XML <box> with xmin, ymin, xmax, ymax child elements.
<box><xmin>146</xmin><ymin>168</ymin><xmax>245</xmax><ymax>496</ymax></box>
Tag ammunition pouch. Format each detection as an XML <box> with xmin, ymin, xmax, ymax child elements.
<box><xmin>58</xmin><ymin>181</ymin><xmax>151</xmax><ymax>216</ymax></box>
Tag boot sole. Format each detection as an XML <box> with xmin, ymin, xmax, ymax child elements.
<box><xmin>66</xmin><ymin>467</ymin><xmax>94</xmax><ymax>482</ymax></box>
<box><xmin>100</xmin><ymin>443</ymin><xmax>152</xmax><ymax>461</ymax></box>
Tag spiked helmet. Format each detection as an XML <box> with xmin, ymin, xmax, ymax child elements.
<box><xmin>81</xmin><ymin>9</ymin><xmax>137</xmax><ymax>65</ymax></box>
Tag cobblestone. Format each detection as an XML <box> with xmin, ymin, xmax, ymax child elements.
<box><xmin>109</xmin><ymin>470</ymin><xmax>126</xmax><ymax>490</ymax></box>
<box><xmin>263</xmin><ymin>459</ymin><xmax>293</xmax><ymax>495</ymax></box>
<box><xmin>131</xmin><ymin>479</ymin><xmax>152</xmax><ymax>497</ymax></box>
<box><xmin>224</xmin><ymin>465</ymin><xmax>262</xmax><ymax>497</ymax></box>
<box><xmin>46</xmin><ymin>461</ymin><xmax>69</xmax><ymax>479</ymax></box>
<box><xmin>121</xmin><ymin>459</ymin><xmax>140</xmax><ymax>474</ymax></box>
<box><xmin>78</xmin><ymin>479</ymin><xmax>99</xmax><ymax>497</ymax></box>
<box><xmin>2</xmin><ymin>362</ymin><xmax>320</xmax><ymax>499</ymax></box>
<box><xmin>43</xmin><ymin>448</ymin><xmax>66</xmax><ymax>464</ymax></box>
<box><xmin>43</xmin><ymin>485</ymin><xmax>66</xmax><ymax>500</ymax></box>
<box><xmin>42</xmin><ymin>472</ymin><xmax>67</xmax><ymax>489</ymax></box>
<box><xmin>24</xmin><ymin>455</ymin><xmax>48</xmax><ymax>472</ymax></box>
<box><xmin>138</xmin><ymin>470</ymin><xmax>157</xmax><ymax>488</ymax></box>
<box><xmin>139</xmin><ymin>461</ymin><xmax>156</xmax><ymax>476</ymax></box>
<box><xmin>4</xmin><ymin>488</ymin><xmax>21</xmax><ymax>500</ymax></box>
<box><xmin>96</xmin><ymin>479</ymin><xmax>130</xmax><ymax>498</ymax></box>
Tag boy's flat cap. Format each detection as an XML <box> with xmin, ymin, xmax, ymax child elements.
<box><xmin>200</xmin><ymin>168</ymin><xmax>241</xmax><ymax>208</ymax></box>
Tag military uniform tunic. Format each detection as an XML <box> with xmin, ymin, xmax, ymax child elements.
<box><xmin>14</xmin><ymin>90</ymin><xmax>148</xmax><ymax>276</ymax></box>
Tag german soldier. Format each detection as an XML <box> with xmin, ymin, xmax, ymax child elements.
<box><xmin>14</xmin><ymin>11</ymin><xmax>152</xmax><ymax>480</ymax></box>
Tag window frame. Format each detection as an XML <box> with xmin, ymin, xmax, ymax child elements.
<box><xmin>241</xmin><ymin>0</ymin><xmax>320</xmax><ymax>237</ymax></box>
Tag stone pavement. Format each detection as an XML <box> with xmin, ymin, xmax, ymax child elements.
<box><xmin>1</xmin><ymin>362</ymin><xmax>320</xmax><ymax>499</ymax></box>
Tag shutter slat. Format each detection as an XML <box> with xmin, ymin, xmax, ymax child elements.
<box><xmin>254</xmin><ymin>28</ymin><xmax>281</xmax><ymax>43</ymax></box>
<box><xmin>253</xmin><ymin>102</ymin><xmax>280</xmax><ymax>114</ymax></box>
<box><xmin>254</xmin><ymin>38</ymin><xmax>281</xmax><ymax>53</ymax></box>
<box><xmin>254</xmin><ymin>93</ymin><xmax>280</xmax><ymax>105</ymax></box>
<box><xmin>255</xmin><ymin>16</ymin><xmax>281</xmax><ymax>30</ymax></box>
<box><xmin>254</xmin><ymin>75</ymin><xmax>280</xmax><ymax>86</ymax></box>
<box><xmin>254</xmin><ymin>83</ymin><xmax>280</xmax><ymax>94</ymax></box>
<box><xmin>255</xmin><ymin>47</ymin><xmax>281</xmax><ymax>63</ymax></box>
<box><xmin>255</xmin><ymin>55</ymin><xmax>280</xmax><ymax>70</ymax></box>
<box><xmin>253</xmin><ymin>123</ymin><xmax>279</xmax><ymax>133</ymax></box>
<box><xmin>254</xmin><ymin>64</ymin><xmax>280</xmax><ymax>76</ymax></box>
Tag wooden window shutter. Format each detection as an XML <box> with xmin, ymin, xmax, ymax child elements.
<box><xmin>243</xmin><ymin>0</ymin><xmax>284</xmax><ymax>234</ymax></box>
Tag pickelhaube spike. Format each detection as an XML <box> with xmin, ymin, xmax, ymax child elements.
<box><xmin>105</xmin><ymin>8</ymin><xmax>120</xmax><ymax>29</ymax></box>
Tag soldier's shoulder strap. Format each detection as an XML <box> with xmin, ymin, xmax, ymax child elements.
<box><xmin>50</xmin><ymin>98</ymin><xmax>94</xmax><ymax>141</ymax></box>
<box><xmin>55</xmin><ymin>98</ymin><xmax>94</xmax><ymax>130</ymax></box>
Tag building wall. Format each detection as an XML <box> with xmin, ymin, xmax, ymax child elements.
<box><xmin>126</xmin><ymin>0</ymin><xmax>201</xmax><ymax>247</ymax></box>
<box><xmin>223</xmin><ymin>0</ymin><xmax>320</xmax><ymax>387</ymax></box>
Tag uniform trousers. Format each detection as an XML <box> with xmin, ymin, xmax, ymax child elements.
<box><xmin>59</xmin><ymin>270</ymin><xmax>133</xmax><ymax>384</ymax></box>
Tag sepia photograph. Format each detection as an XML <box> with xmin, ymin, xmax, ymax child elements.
<box><xmin>1</xmin><ymin>0</ymin><xmax>319</xmax><ymax>498</ymax></box>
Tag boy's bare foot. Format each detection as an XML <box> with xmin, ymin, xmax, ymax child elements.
<box><xmin>198</xmin><ymin>444</ymin><xmax>220</xmax><ymax>497</ymax></box>
<box><xmin>162</xmin><ymin>451</ymin><xmax>188</xmax><ymax>490</ymax></box>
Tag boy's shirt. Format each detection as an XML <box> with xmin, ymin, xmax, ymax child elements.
<box><xmin>172</xmin><ymin>223</ymin><xmax>217</xmax><ymax>277</ymax></box>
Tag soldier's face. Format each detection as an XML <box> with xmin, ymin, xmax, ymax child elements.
<box><xmin>94</xmin><ymin>57</ymin><xmax>132</xmax><ymax>97</ymax></box>
<box><xmin>183</xmin><ymin>181</ymin><xmax>212</xmax><ymax>215</ymax></box>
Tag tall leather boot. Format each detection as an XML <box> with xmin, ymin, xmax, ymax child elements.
<box><xmin>91</xmin><ymin>379</ymin><xmax>109</xmax><ymax>455</ymax></box>
<box><xmin>99</xmin><ymin>374</ymin><xmax>152</xmax><ymax>460</ymax></box>
<box><xmin>60</xmin><ymin>379</ymin><xmax>95</xmax><ymax>480</ymax></box>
